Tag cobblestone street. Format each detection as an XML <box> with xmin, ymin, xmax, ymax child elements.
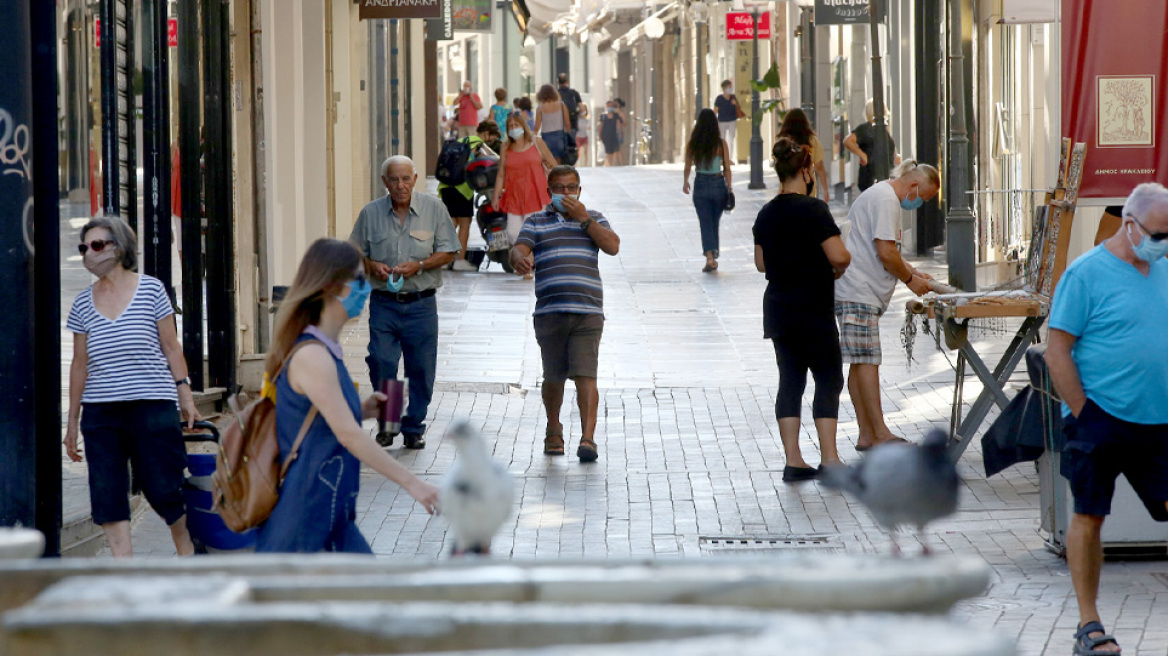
<box><xmin>68</xmin><ymin>165</ymin><xmax>1168</xmax><ymax>655</ymax></box>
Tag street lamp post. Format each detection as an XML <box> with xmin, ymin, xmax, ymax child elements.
<box><xmin>748</xmin><ymin>6</ymin><xmax>765</xmax><ymax>189</ymax></box>
<box><xmin>867</xmin><ymin>0</ymin><xmax>892</xmax><ymax>183</ymax></box>
<box><xmin>946</xmin><ymin>0</ymin><xmax>976</xmax><ymax>290</ymax></box>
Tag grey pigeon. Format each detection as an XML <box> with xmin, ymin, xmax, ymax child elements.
<box><xmin>440</xmin><ymin>422</ymin><xmax>515</xmax><ymax>556</ymax></box>
<box><xmin>819</xmin><ymin>429</ymin><xmax>959</xmax><ymax>554</ymax></box>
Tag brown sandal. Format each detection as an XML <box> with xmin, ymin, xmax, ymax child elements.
<box><xmin>543</xmin><ymin>428</ymin><xmax>565</xmax><ymax>456</ymax></box>
<box><xmin>576</xmin><ymin>438</ymin><xmax>598</xmax><ymax>463</ymax></box>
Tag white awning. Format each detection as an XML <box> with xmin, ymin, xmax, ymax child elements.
<box><xmin>523</xmin><ymin>0</ymin><xmax>575</xmax><ymax>41</ymax></box>
<box><xmin>601</xmin><ymin>1</ymin><xmax>681</xmax><ymax>53</ymax></box>
<box><xmin>999</xmin><ymin>0</ymin><xmax>1056</xmax><ymax>23</ymax></box>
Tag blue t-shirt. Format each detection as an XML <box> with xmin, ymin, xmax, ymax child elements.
<box><xmin>1048</xmin><ymin>245</ymin><xmax>1168</xmax><ymax>424</ymax></box>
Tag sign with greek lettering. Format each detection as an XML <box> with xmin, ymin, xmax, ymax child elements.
<box><xmin>359</xmin><ymin>0</ymin><xmax>441</xmax><ymax>21</ymax></box>
<box><xmin>813</xmin><ymin>0</ymin><xmax>885</xmax><ymax>26</ymax></box>
<box><xmin>725</xmin><ymin>12</ymin><xmax>771</xmax><ymax>41</ymax></box>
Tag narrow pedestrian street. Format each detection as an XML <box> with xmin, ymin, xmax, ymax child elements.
<box><xmin>69</xmin><ymin>165</ymin><xmax>1168</xmax><ymax>655</ymax></box>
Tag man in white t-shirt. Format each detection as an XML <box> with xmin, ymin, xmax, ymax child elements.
<box><xmin>834</xmin><ymin>161</ymin><xmax>941</xmax><ymax>451</ymax></box>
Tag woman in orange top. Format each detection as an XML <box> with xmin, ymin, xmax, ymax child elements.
<box><xmin>491</xmin><ymin>111</ymin><xmax>558</xmax><ymax>248</ymax></box>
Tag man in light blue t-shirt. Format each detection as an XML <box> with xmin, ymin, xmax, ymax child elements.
<box><xmin>1045</xmin><ymin>182</ymin><xmax>1168</xmax><ymax>655</ymax></box>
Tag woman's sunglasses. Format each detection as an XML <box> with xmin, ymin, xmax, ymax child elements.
<box><xmin>78</xmin><ymin>239</ymin><xmax>114</xmax><ymax>255</ymax></box>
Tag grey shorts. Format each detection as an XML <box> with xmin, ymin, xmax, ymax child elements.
<box><xmin>835</xmin><ymin>301</ymin><xmax>884</xmax><ymax>365</ymax></box>
<box><xmin>533</xmin><ymin>312</ymin><xmax>604</xmax><ymax>383</ymax></box>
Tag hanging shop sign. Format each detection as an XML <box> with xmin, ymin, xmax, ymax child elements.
<box><xmin>725</xmin><ymin>11</ymin><xmax>770</xmax><ymax>40</ymax></box>
<box><xmin>813</xmin><ymin>0</ymin><xmax>886</xmax><ymax>26</ymax></box>
<box><xmin>168</xmin><ymin>18</ymin><xmax>178</xmax><ymax>47</ymax></box>
<box><xmin>359</xmin><ymin>0</ymin><xmax>441</xmax><ymax>20</ymax></box>
<box><xmin>424</xmin><ymin>0</ymin><xmax>454</xmax><ymax>40</ymax></box>
<box><xmin>94</xmin><ymin>18</ymin><xmax>100</xmax><ymax>47</ymax></box>
<box><xmin>1063</xmin><ymin>0</ymin><xmax>1167</xmax><ymax>197</ymax></box>
<box><xmin>453</xmin><ymin>0</ymin><xmax>492</xmax><ymax>32</ymax></box>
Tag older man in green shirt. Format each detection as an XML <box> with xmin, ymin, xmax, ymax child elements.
<box><xmin>350</xmin><ymin>156</ymin><xmax>460</xmax><ymax>449</ymax></box>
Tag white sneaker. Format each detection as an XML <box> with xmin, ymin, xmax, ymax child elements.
<box><xmin>452</xmin><ymin>259</ymin><xmax>477</xmax><ymax>272</ymax></box>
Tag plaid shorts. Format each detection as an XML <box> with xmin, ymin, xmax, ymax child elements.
<box><xmin>834</xmin><ymin>301</ymin><xmax>884</xmax><ymax>365</ymax></box>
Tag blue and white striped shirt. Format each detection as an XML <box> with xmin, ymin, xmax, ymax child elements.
<box><xmin>516</xmin><ymin>207</ymin><xmax>610</xmax><ymax>316</ymax></box>
<box><xmin>67</xmin><ymin>274</ymin><xmax>178</xmax><ymax>404</ymax></box>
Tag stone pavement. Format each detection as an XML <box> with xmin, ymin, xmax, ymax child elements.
<box><xmin>63</xmin><ymin>165</ymin><xmax>1167</xmax><ymax>655</ymax></box>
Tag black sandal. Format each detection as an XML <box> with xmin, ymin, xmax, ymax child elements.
<box><xmin>577</xmin><ymin>438</ymin><xmax>598</xmax><ymax>463</ymax></box>
<box><xmin>1073</xmin><ymin>621</ymin><xmax>1121</xmax><ymax>655</ymax></box>
<box><xmin>543</xmin><ymin>428</ymin><xmax>564</xmax><ymax>456</ymax></box>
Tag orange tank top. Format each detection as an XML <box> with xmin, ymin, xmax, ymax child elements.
<box><xmin>500</xmin><ymin>144</ymin><xmax>551</xmax><ymax>216</ymax></box>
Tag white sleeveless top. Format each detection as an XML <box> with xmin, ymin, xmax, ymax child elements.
<box><xmin>540</xmin><ymin>102</ymin><xmax>565</xmax><ymax>133</ymax></box>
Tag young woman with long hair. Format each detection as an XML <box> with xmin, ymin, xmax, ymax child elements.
<box><xmin>682</xmin><ymin>108</ymin><xmax>732</xmax><ymax>273</ymax></box>
<box><xmin>255</xmin><ymin>238</ymin><xmax>439</xmax><ymax>553</ymax></box>
<box><xmin>778</xmin><ymin>108</ymin><xmax>830</xmax><ymax>203</ymax></box>
<box><xmin>533</xmin><ymin>84</ymin><xmax>571</xmax><ymax>164</ymax></box>
<box><xmin>752</xmin><ymin>137</ymin><xmax>851</xmax><ymax>483</ymax></box>
<box><xmin>491</xmin><ymin>111</ymin><xmax>557</xmax><ymax>279</ymax></box>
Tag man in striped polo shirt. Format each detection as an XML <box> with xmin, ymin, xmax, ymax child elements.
<box><xmin>511</xmin><ymin>165</ymin><xmax>621</xmax><ymax>462</ymax></box>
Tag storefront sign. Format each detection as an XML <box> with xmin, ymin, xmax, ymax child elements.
<box><xmin>1063</xmin><ymin>0</ymin><xmax>1167</xmax><ymax>197</ymax></box>
<box><xmin>425</xmin><ymin>0</ymin><xmax>454</xmax><ymax>40</ymax></box>
<box><xmin>95</xmin><ymin>18</ymin><xmax>100</xmax><ymax>47</ymax></box>
<box><xmin>453</xmin><ymin>0</ymin><xmax>492</xmax><ymax>32</ymax></box>
<box><xmin>725</xmin><ymin>11</ymin><xmax>770</xmax><ymax>40</ymax></box>
<box><xmin>813</xmin><ymin>0</ymin><xmax>885</xmax><ymax>26</ymax></box>
<box><xmin>168</xmin><ymin>18</ymin><xmax>178</xmax><ymax>47</ymax></box>
<box><xmin>359</xmin><ymin>0</ymin><xmax>441</xmax><ymax>21</ymax></box>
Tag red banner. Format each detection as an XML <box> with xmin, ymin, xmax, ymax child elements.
<box><xmin>1062</xmin><ymin>0</ymin><xmax>1168</xmax><ymax>198</ymax></box>
<box><xmin>726</xmin><ymin>12</ymin><xmax>771</xmax><ymax>41</ymax></box>
<box><xmin>168</xmin><ymin>18</ymin><xmax>178</xmax><ymax>47</ymax></box>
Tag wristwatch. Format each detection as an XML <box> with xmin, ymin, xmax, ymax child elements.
<box><xmin>580</xmin><ymin>218</ymin><xmax>594</xmax><ymax>231</ymax></box>
<box><xmin>175</xmin><ymin>377</ymin><xmax>191</xmax><ymax>387</ymax></box>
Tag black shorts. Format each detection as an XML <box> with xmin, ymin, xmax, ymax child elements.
<box><xmin>439</xmin><ymin>186</ymin><xmax>474</xmax><ymax>219</ymax></box>
<box><xmin>533</xmin><ymin>312</ymin><xmax>604</xmax><ymax>383</ymax></box>
<box><xmin>1061</xmin><ymin>399</ymin><xmax>1168</xmax><ymax>521</ymax></box>
<box><xmin>80</xmin><ymin>400</ymin><xmax>188</xmax><ymax>526</ymax></box>
<box><xmin>601</xmin><ymin>137</ymin><xmax>620</xmax><ymax>155</ymax></box>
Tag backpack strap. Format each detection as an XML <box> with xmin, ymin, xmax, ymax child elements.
<box><xmin>272</xmin><ymin>339</ymin><xmax>325</xmax><ymax>485</ymax></box>
<box><xmin>279</xmin><ymin>406</ymin><xmax>318</xmax><ymax>485</ymax></box>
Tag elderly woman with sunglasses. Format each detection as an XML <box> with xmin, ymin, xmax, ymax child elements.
<box><xmin>65</xmin><ymin>215</ymin><xmax>200</xmax><ymax>557</ymax></box>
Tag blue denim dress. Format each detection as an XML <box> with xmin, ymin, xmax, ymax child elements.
<box><xmin>255</xmin><ymin>335</ymin><xmax>371</xmax><ymax>553</ymax></box>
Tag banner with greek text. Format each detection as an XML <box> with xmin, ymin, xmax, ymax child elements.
<box><xmin>359</xmin><ymin>0</ymin><xmax>441</xmax><ymax>21</ymax></box>
<box><xmin>1062</xmin><ymin>0</ymin><xmax>1168</xmax><ymax>197</ymax></box>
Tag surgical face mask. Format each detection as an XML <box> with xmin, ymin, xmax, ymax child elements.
<box><xmin>338</xmin><ymin>277</ymin><xmax>372</xmax><ymax>319</ymax></box>
<box><xmin>900</xmin><ymin>187</ymin><xmax>925</xmax><ymax>211</ymax></box>
<box><xmin>1127</xmin><ymin>223</ymin><xmax>1168</xmax><ymax>262</ymax></box>
<box><xmin>723</xmin><ymin>87</ymin><xmax>732</xmax><ymax>94</ymax></box>
<box><xmin>606</xmin><ymin>107</ymin><xmax>615</xmax><ymax>114</ymax></box>
<box><xmin>550</xmin><ymin>193</ymin><xmax>578</xmax><ymax>213</ymax></box>
<box><xmin>83</xmin><ymin>248</ymin><xmax>120</xmax><ymax>278</ymax></box>
<box><xmin>508</xmin><ymin>127</ymin><xmax>525</xmax><ymax>141</ymax></box>
<box><xmin>385</xmin><ymin>272</ymin><xmax>405</xmax><ymax>293</ymax></box>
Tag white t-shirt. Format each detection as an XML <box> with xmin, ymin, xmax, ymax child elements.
<box><xmin>834</xmin><ymin>181</ymin><xmax>903</xmax><ymax>309</ymax></box>
<box><xmin>67</xmin><ymin>274</ymin><xmax>178</xmax><ymax>404</ymax></box>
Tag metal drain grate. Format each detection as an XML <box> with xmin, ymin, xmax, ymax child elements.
<box><xmin>698</xmin><ymin>535</ymin><xmax>844</xmax><ymax>556</ymax></box>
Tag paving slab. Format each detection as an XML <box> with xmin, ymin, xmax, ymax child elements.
<box><xmin>57</xmin><ymin>165</ymin><xmax>1167</xmax><ymax>655</ymax></box>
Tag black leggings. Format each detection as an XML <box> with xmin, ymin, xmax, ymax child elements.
<box><xmin>772</xmin><ymin>329</ymin><xmax>844</xmax><ymax>420</ymax></box>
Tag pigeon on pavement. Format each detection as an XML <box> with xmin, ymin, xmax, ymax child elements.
<box><xmin>440</xmin><ymin>421</ymin><xmax>515</xmax><ymax>556</ymax></box>
<box><xmin>819</xmin><ymin>429</ymin><xmax>960</xmax><ymax>555</ymax></box>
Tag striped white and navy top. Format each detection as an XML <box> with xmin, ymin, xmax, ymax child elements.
<box><xmin>67</xmin><ymin>274</ymin><xmax>178</xmax><ymax>404</ymax></box>
<box><xmin>516</xmin><ymin>208</ymin><xmax>610</xmax><ymax>316</ymax></box>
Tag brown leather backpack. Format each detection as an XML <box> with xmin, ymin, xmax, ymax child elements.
<box><xmin>212</xmin><ymin>341</ymin><xmax>319</xmax><ymax>533</ymax></box>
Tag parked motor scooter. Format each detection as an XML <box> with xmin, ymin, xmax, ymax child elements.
<box><xmin>474</xmin><ymin>195</ymin><xmax>514</xmax><ymax>273</ymax></box>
